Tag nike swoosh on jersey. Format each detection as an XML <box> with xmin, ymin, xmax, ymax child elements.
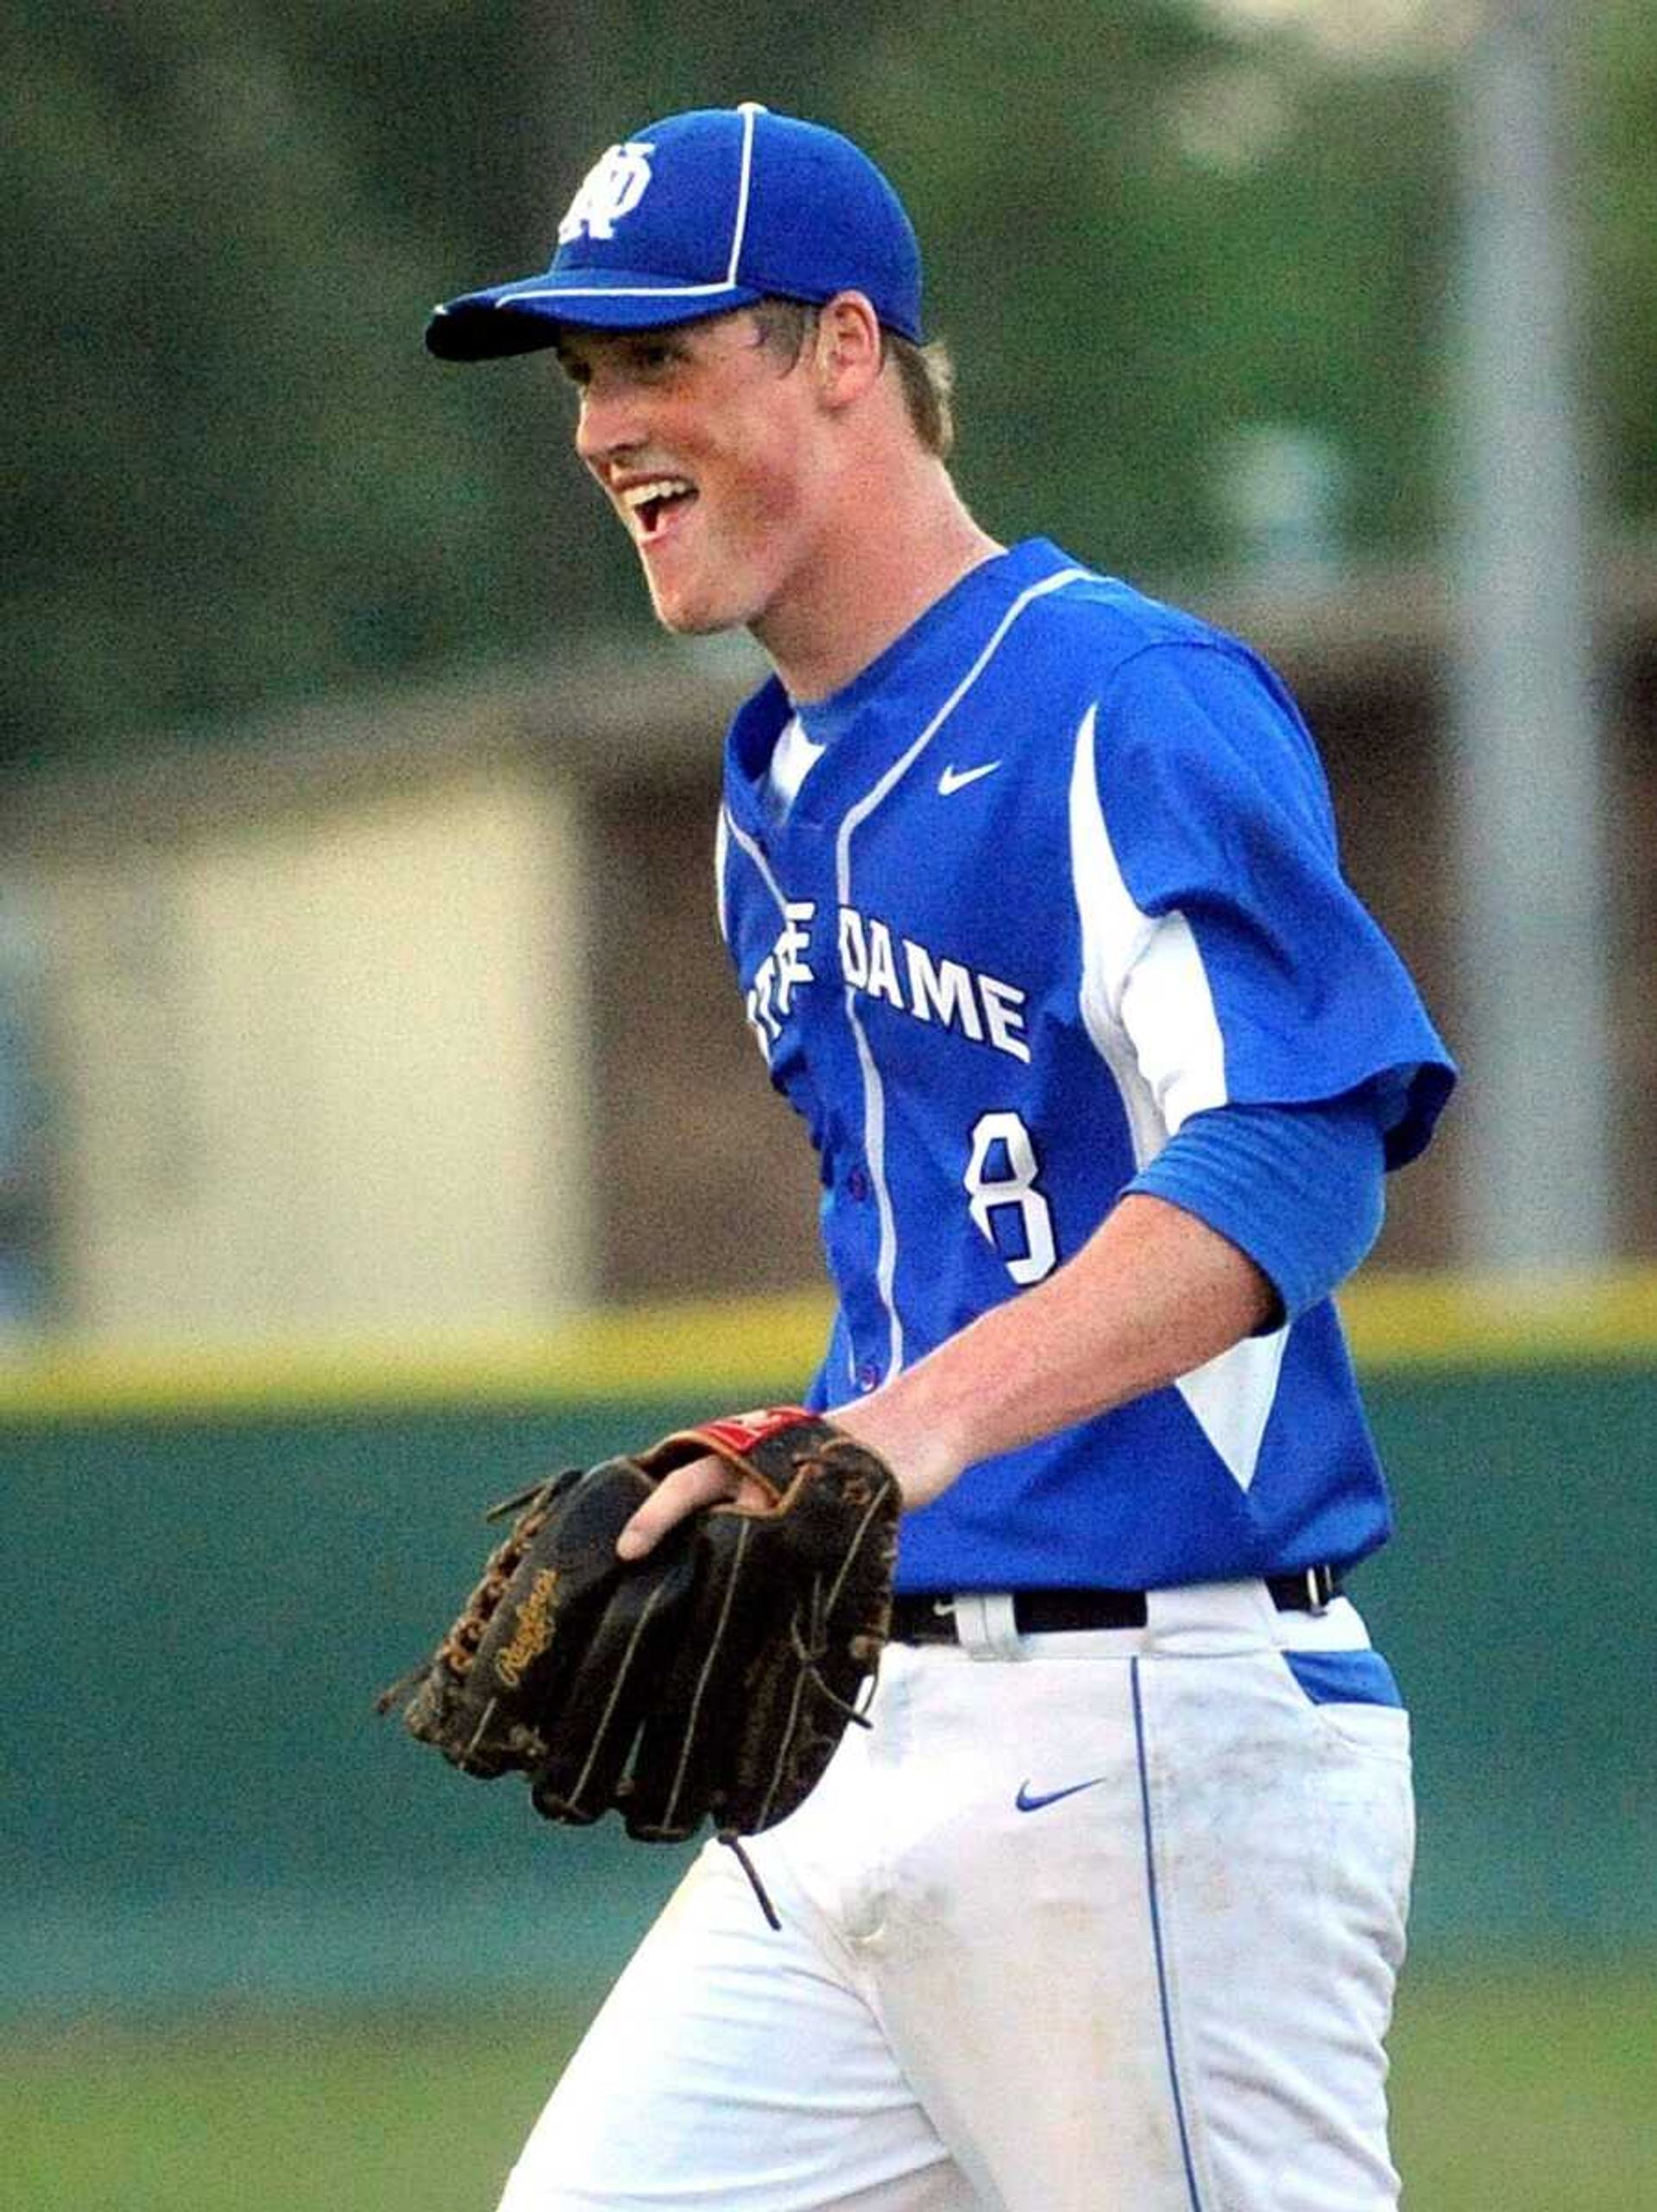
<box><xmin>936</xmin><ymin>759</ymin><xmax>1003</xmax><ymax>796</ymax></box>
<box><xmin>1015</xmin><ymin>1775</ymin><xmax>1106</xmax><ymax>1813</ymax></box>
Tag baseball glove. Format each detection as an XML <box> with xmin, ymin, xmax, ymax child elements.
<box><xmin>378</xmin><ymin>1408</ymin><xmax>900</xmax><ymax>1924</ymax></box>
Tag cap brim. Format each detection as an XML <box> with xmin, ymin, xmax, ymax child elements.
<box><xmin>425</xmin><ymin>271</ymin><xmax>765</xmax><ymax>360</ymax></box>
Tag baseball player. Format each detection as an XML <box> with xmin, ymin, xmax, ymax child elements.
<box><xmin>427</xmin><ymin>103</ymin><xmax>1455</xmax><ymax>2212</ymax></box>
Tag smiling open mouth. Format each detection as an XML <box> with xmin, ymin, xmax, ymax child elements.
<box><xmin>623</xmin><ymin>478</ymin><xmax>698</xmax><ymax>540</ymax></box>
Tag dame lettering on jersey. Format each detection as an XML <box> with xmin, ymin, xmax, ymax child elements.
<box><xmin>840</xmin><ymin>908</ymin><xmax>1030</xmax><ymax>1062</ymax></box>
<box><xmin>746</xmin><ymin>901</ymin><xmax>1030</xmax><ymax>1064</ymax></box>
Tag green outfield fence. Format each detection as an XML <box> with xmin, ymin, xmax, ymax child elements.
<box><xmin>4</xmin><ymin>1272</ymin><xmax>1655</xmax><ymax>2017</ymax></box>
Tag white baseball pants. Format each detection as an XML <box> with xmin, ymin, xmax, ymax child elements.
<box><xmin>498</xmin><ymin>1580</ymin><xmax>1414</xmax><ymax>2212</ymax></box>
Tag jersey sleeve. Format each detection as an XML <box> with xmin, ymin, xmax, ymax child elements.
<box><xmin>1081</xmin><ymin>640</ymin><xmax>1455</xmax><ymax>1169</ymax></box>
<box><xmin>1127</xmin><ymin>1093</ymin><xmax>1387</xmax><ymax>1323</ymax></box>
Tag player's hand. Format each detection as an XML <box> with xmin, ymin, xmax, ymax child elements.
<box><xmin>615</xmin><ymin>1451</ymin><xmax>773</xmax><ymax>1559</ymax></box>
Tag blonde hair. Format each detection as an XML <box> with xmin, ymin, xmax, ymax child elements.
<box><xmin>749</xmin><ymin>298</ymin><xmax>956</xmax><ymax>459</ymax></box>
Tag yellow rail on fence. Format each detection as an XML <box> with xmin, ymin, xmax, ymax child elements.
<box><xmin>3</xmin><ymin>1270</ymin><xmax>1657</xmax><ymax>1421</ymax></box>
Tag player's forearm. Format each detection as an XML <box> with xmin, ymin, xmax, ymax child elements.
<box><xmin>829</xmin><ymin>1194</ymin><xmax>1275</xmax><ymax>1513</ymax></box>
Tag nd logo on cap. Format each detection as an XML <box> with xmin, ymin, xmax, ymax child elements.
<box><xmin>558</xmin><ymin>141</ymin><xmax>657</xmax><ymax>245</ymax></box>
<box><xmin>425</xmin><ymin>104</ymin><xmax>924</xmax><ymax>358</ymax></box>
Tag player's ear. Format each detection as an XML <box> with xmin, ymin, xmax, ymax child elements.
<box><xmin>813</xmin><ymin>293</ymin><xmax>884</xmax><ymax>410</ymax></box>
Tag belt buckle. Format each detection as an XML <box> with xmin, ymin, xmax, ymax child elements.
<box><xmin>1302</xmin><ymin>1564</ymin><xmax>1334</xmax><ymax>1616</ymax></box>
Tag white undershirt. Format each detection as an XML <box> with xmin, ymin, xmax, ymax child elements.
<box><xmin>764</xmin><ymin>713</ymin><xmax>826</xmax><ymax>821</ymax></box>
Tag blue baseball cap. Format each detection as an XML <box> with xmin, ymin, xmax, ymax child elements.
<box><xmin>425</xmin><ymin>102</ymin><xmax>923</xmax><ymax>360</ymax></box>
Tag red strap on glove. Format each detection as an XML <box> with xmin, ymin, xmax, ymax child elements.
<box><xmin>689</xmin><ymin>1406</ymin><xmax>815</xmax><ymax>1460</ymax></box>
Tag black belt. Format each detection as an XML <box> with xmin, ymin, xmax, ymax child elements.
<box><xmin>888</xmin><ymin>1567</ymin><xmax>1342</xmax><ymax>1645</ymax></box>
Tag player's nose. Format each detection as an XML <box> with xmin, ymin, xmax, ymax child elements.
<box><xmin>574</xmin><ymin>377</ymin><xmax>648</xmax><ymax>469</ymax></box>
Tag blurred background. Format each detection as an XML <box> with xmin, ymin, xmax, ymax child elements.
<box><xmin>5</xmin><ymin>3</ymin><xmax>1654</xmax><ymax>2207</ymax></box>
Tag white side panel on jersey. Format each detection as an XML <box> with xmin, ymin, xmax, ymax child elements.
<box><xmin>1122</xmin><ymin>917</ymin><xmax>1227</xmax><ymax>1136</ymax></box>
<box><xmin>1068</xmin><ymin>703</ymin><xmax>1227</xmax><ymax>1140</ymax></box>
<box><xmin>836</xmin><ymin>567</ymin><xmax>1094</xmax><ymax>1383</ymax></box>
<box><xmin>714</xmin><ymin>804</ymin><xmax>733</xmax><ymax>945</ymax></box>
<box><xmin>1068</xmin><ymin>701</ymin><xmax>1287</xmax><ymax>1492</ymax></box>
<box><xmin>1172</xmin><ymin>1329</ymin><xmax>1289</xmax><ymax>1493</ymax></box>
<box><xmin>1068</xmin><ymin>703</ymin><xmax>1173</xmax><ymax>1170</ymax></box>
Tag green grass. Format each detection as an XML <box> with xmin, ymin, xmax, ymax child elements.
<box><xmin>11</xmin><ymin>1960</ymin><xmax>1654</xmax><ymax>2210</ymax></box>
<box><xmin>9</xmin><ymin>2005</ymin><xmax>577</xmax><ymax>2212</ymax></box>
<box><xmin>1389</xmin><ymin>1958</ymin><xmax>1656</xmax><ymax>2210</ymax></box>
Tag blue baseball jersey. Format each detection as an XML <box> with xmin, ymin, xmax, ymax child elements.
<box><xmin>715</xmin><ymin>538</ymin><xmax>1455</xmax><ymax>1593</ymax></box>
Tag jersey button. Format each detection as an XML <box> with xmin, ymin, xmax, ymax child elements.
<box><xmin>856</xmin><ymin>1362</ymin><xmax>879</xmax><ymax>1392</ymax></box>
<box><xmin>846</xmin><ymin>1166</ymin><xmax>871</xmax><ymax>1201</ymax></box>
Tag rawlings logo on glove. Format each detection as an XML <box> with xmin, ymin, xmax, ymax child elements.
<box><xmin>495</xmin><ymin>1567</ymin><xmax>561</xmax><ymax>1689</ymax></box>
<box><xmin>378</xmin><ymin>1410</ymin><xmax>900</xmax><ymax>1925</ymax></box>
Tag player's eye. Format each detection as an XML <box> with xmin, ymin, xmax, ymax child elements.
<box><xmin>632</xmin><ymin>339</ymin><xmax>682</xmax><ymax>375</ymax></box>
